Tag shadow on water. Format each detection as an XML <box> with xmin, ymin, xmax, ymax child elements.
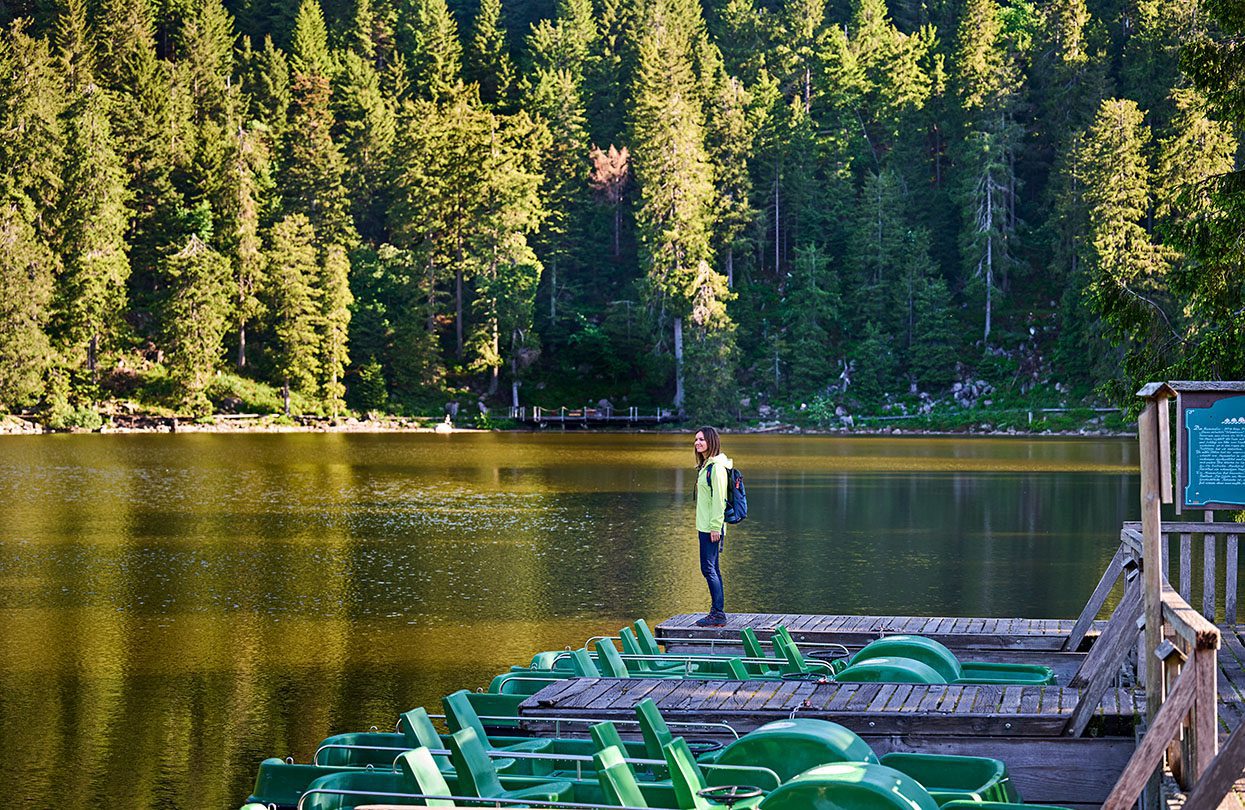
<box><xmin>0</xmin><ymin>432</ymin><xmax>1137</xmax><ymax>808</ymax></box>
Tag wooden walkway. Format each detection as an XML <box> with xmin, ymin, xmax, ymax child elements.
<box><xmin>518</xmin><ymin>677</ymin><xmax>1139</xmax><ymax>807</ymax></box>
<box><xmin>1217</xmin><ymin>626</ymin><xmax>1245</xmax><ymax>741</ymax></box>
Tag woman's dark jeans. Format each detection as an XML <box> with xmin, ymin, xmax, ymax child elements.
<box><xmin>698</xmin><ymin>530</ymin><xmax>725</xmax><ymax>617</ymax></box>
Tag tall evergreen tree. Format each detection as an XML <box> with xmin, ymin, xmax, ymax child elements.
<box><xmin>630</xmin><ymin>0</ymin><xmax>732</xmax><ymax>414</ymax></box>
<box><xmin>283</xmin><ymin>10</ymin><xmax>355</xmax><ymax>247</ymax></box>
<box><xmin>465</xmin><ymin>0</ymin><xmax>514</xmax><ymax>108</ymax></box>
<box><xmin>1078</xmin><ymin>98</ymin><xmax>1170</xmax><ymax>394</ymax></box>
<box><xmin>53</xmin><ymin>83</ymin><xmax>131</xmax><ymax>377</ymax></box>
<box><xmin>396</xmin><ymin>0</ymin><xmax>462</xmax><ymax>101</ymax></box>
<box><xmin>265</xmin><ymin>213</ymin><xmax>320</xmax><ymax>412</ymax></box>
<box><xmin>319</xmin><ymin>242</ymin><xmax>352</xmax><ymax>416</ymax></box>
<box><xmin>161</xmin><ymin>235</ymin><xmax>233</xmax><ymax>414</ymax></box>
<box><xmin>780</xmin><ymin>242</ymin><xmax>838</xmax><ymax>396</ymax></box>
<box><xmin>0</xmin><ymin>204</ymin><xmax>57</xmax><ymax>409</ymax></box>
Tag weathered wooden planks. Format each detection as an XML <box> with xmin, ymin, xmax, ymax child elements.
<box><xmin>657</xmin><ymin>612</ymin><xmax>1106</xmax><ymax>653</ymax></box>
<box><xmin>518</xmin><ymin>677</ymin><xmax>1139</xmax><ymax>738</ymax></box>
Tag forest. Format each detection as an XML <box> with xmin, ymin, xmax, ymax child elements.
<box><xmin>0</xmin><ymin>0</ymin><xmax>1242</xmax><ymax>425</ymax></box>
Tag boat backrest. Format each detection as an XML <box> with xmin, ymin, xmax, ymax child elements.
<box><xmin>448</xmin><ymin>727</ymin><xmax>504</xmax><ymax>798</ymax></box>
<box><xmin>741</xmin><ymin>627</ymin><xmax>767</xmax><ymax>659</ymax></box>
<box><xmin>595</xmin><ymin>638</ymin><xmax>631</xmax><ymax>677</ymax></box>
<box><xmin>633</xmin><ymin>619</ymin><xmax>662</xmax><ymax>656</ymax></box>
<box><xmin>591</xmin><ymin>721</ymin><xmax>629</xmax><ymax>756</ymax></box>
<box><xmin>619</xmin><ymin>627</ymin><xmax>654</xmax><ymax>672</ymax></box>
<box><xmin>595</xmin><ymin>745</ymin><xmax>650</xmax><ymax>808</ymax></box>
<box><xmin>772</xmin><ymin>633</ymin><xmax>808</xmax><ymax>675</ymax></box>
<box><xmin>726</xmin><ymin>657</ymin><xmax>751</xmax><ymax>679</ymax></box>
<box><xmin>397</xmin><ymin>748</ymin><xmax>456</xmax><ymax>807</ymax></box>
<box><xmin>636</xmin><ymin>698</ymin><xmax>674</xmax><ymax>760</ymax></box>
<box><xmin>572</xmin><ymin>647</ymin><xmax>603</xmax><ymax>677</ymax></box>
<box><xmin>399</xmin><ymin>707</ymin><xmax>451</xmax><ymax>770</ymax></box>
<box><xmin>442</xmin><ymin>690</ymin><xmax>492</xmax><ymax>750</ymax></box>
<box><xmin>662</xmin><ymin>737</ymin><xmax>710</xmax><ymax>810</ymax></box>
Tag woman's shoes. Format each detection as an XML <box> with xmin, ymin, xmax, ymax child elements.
<box><xmin>694</xmin><ymin>613</ymin><xmax>728</xmax><ymax>627</ymax></box>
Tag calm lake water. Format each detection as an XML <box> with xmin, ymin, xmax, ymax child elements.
<box><xmin>0</xmin><ymin>432</ymin><xmax>1138</xmax><ymax>808</ymax></box>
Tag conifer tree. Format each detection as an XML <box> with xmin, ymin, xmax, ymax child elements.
<box><xmin>53</xmin><ymin>83</ymin><xmax>131</xmax><ymax>378</ymax></box>
<box><xmin>910</xmin><ymin>275</ymin><xmax>959</xmax><ymax>391</ymax></box>
<box><xmin>161</xmin><ymin>235</ymin><xmax>233</xmax><ymax>414</ymax></box>
<box><xmin>464</xmin><ymin>110</ymin><xmax>549</xmax><ymax>399</ymax></box>
<box><xmin>265</xmin><ymin>213</ymin><xmax>321</xmax><ymax>412</ymax></box>
<box><xmin>0</xmin><ymin>204</ymin><xmax>57</xmax><ymax>409</ymax></box>
<box><xmin>1078</xmin><ymin>98</ymin><xmax>1170</xmax><ymax>392</ymax></box>
<box><xmin>465</xmin><ymin>0</ymin><xmax>514</xmax><ymax>108</ymax></box>
<box><xmin>319</xmin><ymin>242</ymin><xmax>352</xmax><ymax>417</ymax></box>
<box><xmin>780</xmin><ymin>243</ymin><xmax>838</xmax><ymax>396</ymax></box>
<box><xmin>1169</xmin><ymin>0</ymin><xmax>1245</xmax><ymax>380</ymax></box>
<box><xmin>396</xmin><ymin>0</ymin><xmax>462</xmax><ymax>101</ymax></box>
<box><xmin>284</xmin><ymin>7</ymin><xmax>355</xmax><ymax>248</ymax></box>
<box><xmin>335</xmin><ymin>4</ymin><xmax>398</xmax><ymax>244</ymax></box>
<box><xmin>630</xmin><ymin>0</ymin><xmax>729</xmax><ymax>414</ymax></box>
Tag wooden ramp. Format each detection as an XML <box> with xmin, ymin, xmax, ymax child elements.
<box><xmin>519</xmin><ymin>677</ymin><xmax>1139</xmax><ymax>808</ymax></box>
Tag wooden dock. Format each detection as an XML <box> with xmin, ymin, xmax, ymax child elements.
<box><xmin>518</xmin><ymin>677</ymin><xmax>1138</xmax><ymax>808</ymax></box>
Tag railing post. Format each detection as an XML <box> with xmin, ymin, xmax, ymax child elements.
<box><xmin>1139</xmin><ymin>399</ymin><xmax>1165</xmax><ymax>726</ymax></box>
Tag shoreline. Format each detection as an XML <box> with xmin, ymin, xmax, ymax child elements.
<box><xmin>0</xmin><ymin>413</ymin><xmax>1135</xmax><ymax>438</ymax></box>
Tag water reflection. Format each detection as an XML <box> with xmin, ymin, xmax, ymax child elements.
<box><xmin>0</xmin><ymin>432</ymin><xmax>1138</xmax><ymax>808</ymax></box>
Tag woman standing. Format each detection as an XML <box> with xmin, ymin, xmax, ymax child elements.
<box><xmin>693</xmin><ymin>427</ymin><xmax>732</xmax><ymax>627</ymax></box>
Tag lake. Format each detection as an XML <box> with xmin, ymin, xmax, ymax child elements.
<box><xmin>0</xmin><ymin>432</ymin><xmax>1138</xmax><ymax>808</ymax></box>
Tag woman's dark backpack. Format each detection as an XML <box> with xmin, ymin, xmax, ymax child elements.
<box><xmin>707</xmin><ymin>464</ymin><xmax>748</xmax><ymax>524</ymax></box>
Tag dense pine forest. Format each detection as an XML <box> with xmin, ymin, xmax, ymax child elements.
<box><xmin>0</xmin><ymin>0</ymin><xmax>1242</xmax><ymax>425</ymax></box>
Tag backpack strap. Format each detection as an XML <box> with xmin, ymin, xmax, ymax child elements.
<box><xmin>705</xmin><ymin>463</ymin><xmax>714</xmax><ymax>494</ymax></box>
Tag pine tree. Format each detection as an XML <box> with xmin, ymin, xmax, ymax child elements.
<box><xmin>284</xmin><ymin>69</ymin><xmax>355</xmax><ymax>247</ymax></box>
<box><xmin>265</xmin><ymin>213</ymin><xmax>320</xmax><ymax>412</ymax></box>
<box><xmin>1078</xmin><ymin>98</ymin><xmax>1170</xmax><ymax>393</ymax></box>
<box><xmin>223</xmin><ymin>121</ymin><xmax>269</xmax><ymax>370</ymax></box>
<box><xmin>53</xmin><ymin>83</ymin><xmax>131</xmax><ymax>378</ymax></box>
<box><xmin>630</xmin><ymin>0</ymin><xmax>732</xmax><ymax>414</ymax></box>
<box><xmin>845</xmin><ymin>169</ymin><xmax>909</xmax><ymax>338</ymax></box>
<box><xmin>464</xmin><ymin>110</ymin><xmax>549</xmax><ymax>400</ymax></box>
<box><xmin>850</xmin><ymin>320</ymin><xmax>898</xmax><ymax>403</ymax></box>
<box><xmin>290</xmin><ymin>0</ymin><xmax>332</xmax><ymax>78</ymax></box>
<box><xmin>161</xmin><ymin>235</ymin><xmax>234</xmax><ymax>414</ymax></box>
<box><xmin>319</xmin><ymin>242</ymin><xmax>352</xmax><ymax>417</ymax></box>
<box><xmin>910</xmin><ymin>275</ymin><xmax>959</xmax><ymax>391</ymax></box>
<box><xmin>0</xmin><ymin>203</ymin><xmax>57</xmax><ymax>409</ymax></box>
<box><xmin>334</xmin><ymin>12</ymin><xmax>398</xmax><ymax>244</ymax></box>
<box><xmin>396</xmin><ymin>0</ymin><xmax>462</xmax><ymax>101</ymax></box>
<box><xmin>465</xmin><ymin>0</ymin><xmax>514</xmax><ymax>108</ymax></box>
<box><xmin>780</xmin><ymin>243</ymin><xmax>838</xmax><ymax>396</ymax></box>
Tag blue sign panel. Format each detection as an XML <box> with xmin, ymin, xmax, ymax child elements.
<box><xmin>1185</xmin><ymin>394</ymin><xmax>1245</xmax><ymax>508</ymax></box>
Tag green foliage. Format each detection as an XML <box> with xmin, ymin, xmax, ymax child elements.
<box><xmin>4</xmin><ymin>0</ymin><xmax>1244</xmax><ymax>424</ymax></box>
<box><xmin>349</xmin><ymin>355</ymin><xmax>389</xmax><ymax>412</ymax></box>
<box><xmin>161</xmin><ymin>236</ymin><xmax>234</xmax><ymax>414</ymax></box>
<box><xmin>266</xmin><ymin>213</ymin><xmax>321</xmax><ymax>396</ymax></box>
<box><xmin>850</xmin><ymin>321</ymin><xmax>899</xmax><ymax>404</ymax></box>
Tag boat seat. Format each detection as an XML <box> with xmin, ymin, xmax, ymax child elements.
<box><xmin>595</xmin><ymin>745</ymin><xmax>651</xmax><ymax>808</ymax></box>
<box><xmin>398</xmin><ymin>708</ymin><xmax>454</xmax><ymax>772</ymax></box>
<box><xmin>663</xmin><ymin>737</ymin><xmax>764</xmax><ymax>810</ymax></box>
<box><xmin>448</xmin><ymin>727</ymin><xmax>574</xmax><ymax>804</ymax></box>
<box><xmin>443</xmin><ymin>690</ymin><xmax>553</xmax><ymax>774</ymax></box>
<box><xmin>396</xmin><ymin>747</ymin><xmax>456</xmax><ymax>806</ymax></box>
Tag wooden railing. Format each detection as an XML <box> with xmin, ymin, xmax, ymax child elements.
<box><xmin>1100</xmin><ymin>582</ymin><xmax>1219</xmax><ymax>810</ymax></box>
<box><xmin>1066</xmin><ymin>523</ymin><xmax>1244</xmax><ymax>810</ymax></box>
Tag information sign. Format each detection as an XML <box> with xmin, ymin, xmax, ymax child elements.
<box><xmin>1182</xmin><ymin>392</ymin><xmax>1245</xmax><ymax>510</ymax></box>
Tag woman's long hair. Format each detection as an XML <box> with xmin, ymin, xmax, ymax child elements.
<box><xmin>694</xmin><ymin>426</ymin><xmax>721</xmax><ymax>470</ymax></box>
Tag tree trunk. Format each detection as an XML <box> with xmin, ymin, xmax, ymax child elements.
<box><xmin>88</xmin><ymin>333</ymin><xmax>98</xmax><ymax>378</ymax></box>
<box><xmin>237</xmin><ymin>323</ymin><xmax>247</xmax><ymax>369</ymax></box>
<box><xmin>613</xmin><ymin>205</ymin><xmax>621</xmax><ymax>257</ymax></box>
<box><xmin>330</xmin><ymin>370</ymin><xmax>338</xmax><ymax>419</ymax></box>
<box><xmin>488</xmin><ymin>302</ymin><xmax>499</xmax><ymax>396</ymax></box>
<box><xmin>673</xmin><ymin>317</ymin><xmax>685</xmax><ymax>414</ymax></box>
<box><xmin>549</xmin><ymin>257</ymin><xmax>556</xmax><ymax>321</ymax></box>
<box><xmin>455</xmin><ymin>263</ymin><xmax>464</xmax><ymax>360</ymax></box>
<box><xmin>773</xmin><ymin>169</ymin><xmax>780</xmax><ymax>274</ymax></box>
<box><xmin>726</xmin><ymin>247</ymin><xmax>734</xmax><ymax>288</ymax></box>
<box><xmin>984</xmin><ymin>178</ymin><xmax>993</xmax><ymax>345</ymax></box>
<box><xmin>283</xmin><ymin>380</ymin><xmax>291</xmax><ymax>415</ymax></box>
